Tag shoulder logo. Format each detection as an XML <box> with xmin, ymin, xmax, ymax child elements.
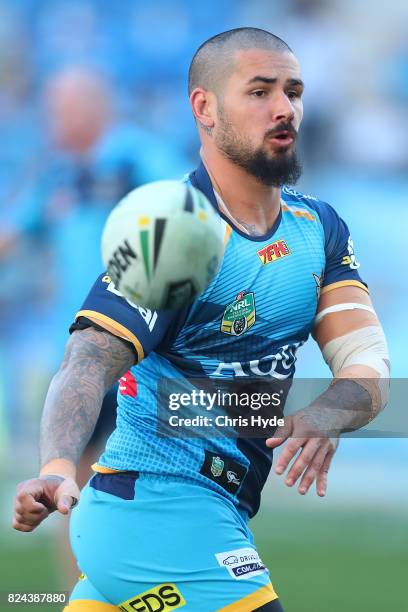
<box><xmin>257</xmin><ymin>239</ymin><xmax>291</xmax><ymax>265</ymax></box>
<box><xmin>105</xmin><ymin>281</ymin><xmax>158</xmax><ymax>331</ymax></box>
<box><xmin>221</xmin><ymin>290</ymin><xmax>256</xmax><ymax>336</ymax></box>
<box><xmin>313</xmin><ymin>272</ymin><xmax>324</xmax><ymax>300</ymax></box>
<box><xmin>341</xmin><ymin>236</ymin><xmax>360</xmax><ymax>270</ymax></box>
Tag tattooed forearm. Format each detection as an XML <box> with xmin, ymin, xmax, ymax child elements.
<box><xmin>39</xmin><ymin>328</ymin><xmax>135</xmax><ymax>468</ymax></box>
<box><xmin>298</xmin><ymin>379</ymin><xmax>373</xmax><ymax>437</ymax></box>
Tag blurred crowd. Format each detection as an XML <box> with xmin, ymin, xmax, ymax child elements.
<box><xmin>0</xmin><ymin>0</ymin><xmax>407</xmax><ymax>454</ymax></box>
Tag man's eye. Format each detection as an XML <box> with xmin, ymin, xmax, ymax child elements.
<box><xmin>251</xmin><ymin>90</ymin><xmax>266</xmax><ymax>97</ymax></box>
<box><xmin>287</xmin><ymin>90</ymin><xmax>301</xmax><ymax>99</ymax></box>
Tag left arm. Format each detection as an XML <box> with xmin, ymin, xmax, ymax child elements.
<box><xmin>312</xmin><ymin>285</ymin><xmax>389</xmax><ymax>428</ymax></box>
<box><xmin>266</xmin><ymin>285</ymin><xmax>390</xmax><ymax>496</ymax></box>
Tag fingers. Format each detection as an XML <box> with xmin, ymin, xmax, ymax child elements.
<box><xmin>13</xmin><ymin>480</ymin><xmax>51</xmax><ymax>532</ymax></box>
<box><xmin>284</xmin><ymin>438</ymin><xmax>322</xmax><ymax>487</ymax></box>
<box><xmin>13</xmin><ymin>505</ymin><xmax>50</xmax><ymax>532</ymax></box>
<box><xmin>274</xmin><ymin>438</ymin><xmax>337</xmax><ymax>497</ymax></box>
<box><xmin>265</xmin><ymin>417</ymin><xmax>293</xmax><ymax>450</ymax></box>
<box><xmin>57</xmin><ymin>495</ymin><xmax>78</xmax><ymax>515</ymax></box>
<box><xmin>297</xmin><ymin>443</ymin><xmax>332</xmax><ymax>496</ymax></box>
<box><xmin>15</xmin><ymin>490</ymin><xmax>47</xmax><ymax>513</ymax></box>
<box><xmin>16</xmin><ymin>480</ymin><xmax>49</xmax><ymax>504</ymax></box>
<box><xmin>12</xmin><ymin>475</ymin><xmax>80</xmax><ymax>532</ymax></box>
<box><xmin>273</xmin><ymin>437</ymin><xmax>306</xmax><ymax>476</ymax></box>
<box><xmin>54</xmin><ymin>478</ymin><xmax>81</xmax><ymax>516</ymax></box>
<box><xmin>316</xmin><ymin>448</ymin><xmax>335</xmax><ymax>497</ymax></box>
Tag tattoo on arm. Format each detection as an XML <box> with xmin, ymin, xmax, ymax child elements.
<box><xmin>40</xmin><ymin>328</ymin><xmax>135</xmax><ymax>468</ymax></box>
<box><xmin>302</xmin><ymin>379</ymin><xmax>373</xmax><ymax>437</ymax></box>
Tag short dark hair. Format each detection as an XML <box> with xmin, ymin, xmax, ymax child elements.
<box><xmin>188</xmin><ymin>27</ymin><xmax>293</xmax><ymax>96</ymax></box>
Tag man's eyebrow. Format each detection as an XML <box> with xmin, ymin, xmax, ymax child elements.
<box><xmin>247</xmin><ymin>76</ymin><xmax>277</xmax><ymax>85</ymax></box>
<box><xmin>287</xmin><ymin>78</ymin><xmax>304</xmax><ymax>88</ymax></box>
<box><xmin>246</xmin><ymin>76</ymin><xmax>305</xmax><ymax>88</ymax></box>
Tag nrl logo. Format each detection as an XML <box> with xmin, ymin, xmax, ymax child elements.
<box><xmin>211</xmin><ymin>456</ymin><xmax>225</xmax><ymax>478</ymax></box>
<box><xmin>221</xmin><ymin>290</ymin><xmax>256</xmax><ymax>336</ymax></box>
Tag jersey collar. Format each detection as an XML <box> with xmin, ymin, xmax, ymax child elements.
<box><xmin>188</xmin><ymin>161</ymin><xmax>218</xmax><ymax>209</ymax></box>
<box><xmin>188</xmin><ymin>161</ymin><xmax>283</xmax><ymax>243</ymax></box>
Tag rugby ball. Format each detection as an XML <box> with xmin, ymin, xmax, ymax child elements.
<box><xmin>101</xmin><ymin>180</ymin><xmax>224</xmax><ymax>309</ymax></box>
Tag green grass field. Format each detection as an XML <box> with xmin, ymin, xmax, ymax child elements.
<box><xmin>252</xmin><ymin>506</ymin><xmax>407</xmax><ymax>611</ymax></box>
<box><xmin>1</xmin><ymin>503</ymin><xmax>406</xmax><ymax>612</ymax></box>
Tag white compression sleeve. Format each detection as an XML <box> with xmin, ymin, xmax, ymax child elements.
<box><xmin>322</xmin><ymin>325</ymin><xmax>390</xmax><ymax>412</ymax></box>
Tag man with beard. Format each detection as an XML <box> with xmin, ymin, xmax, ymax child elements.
<box><xmin>13</xmin><ymin>28</ymin><xmax>389</xmax><ymax>611</ymax></box>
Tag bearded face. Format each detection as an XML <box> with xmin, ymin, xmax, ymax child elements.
<box><xmin>215</xmin><ymin>106</ymin><xmax>302</xmax><ymax>187</ymax></box>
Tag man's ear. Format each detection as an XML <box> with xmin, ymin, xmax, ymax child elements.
<box><xmin>190</xmin><ymin>88</ymin><xmax>216</xmax><ymax>131</ymax></box>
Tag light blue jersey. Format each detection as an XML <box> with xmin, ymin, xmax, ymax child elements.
<box><xmin>72</xmin><ymin>162</ymin><xmax>366</xmax><ymax>518</ymax></box>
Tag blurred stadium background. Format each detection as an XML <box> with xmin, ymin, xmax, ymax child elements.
<box><xmin>0</xmin><ymin>0</ymin><xmax>407</xmax><ymax>610</ymax></box>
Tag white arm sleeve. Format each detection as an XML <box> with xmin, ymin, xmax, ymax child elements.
<box><xmin>322</xmin><ymin>325</ymin><xmax>390</xmax><ymax>411</ymax></box>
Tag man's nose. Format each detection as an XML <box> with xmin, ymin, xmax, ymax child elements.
<box><xmin>270</xmin><ymin>92</ymin><xmax>295</xmax><ymax>123</ymax></box>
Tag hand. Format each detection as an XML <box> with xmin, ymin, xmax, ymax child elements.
<box><xmin>12</xmin><ymin>475</ymin><xmax>80</xmax><ymax>532</ymax></box>
<box><xmin>266</xmin><ymin>412</ymin><xmax>339</xmax><ymax>497</ymax></box>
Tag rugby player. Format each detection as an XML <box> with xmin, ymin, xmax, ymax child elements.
<box><xmin>13</xmin><ymin>28</ymin><xmax>389</xmax><ymax>611</ymax></box>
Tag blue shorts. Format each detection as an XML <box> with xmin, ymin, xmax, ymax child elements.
<box><xmin>68</xmin><ymin>472</ymin><xmax>281</xmax><ymax>611</ymax></box>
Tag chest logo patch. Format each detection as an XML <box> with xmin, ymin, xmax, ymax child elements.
<box><xmin>257</xmin><ymin>239</ymin><xmax>291</xmax><ymax>265</ymax></box>
<box><xmin>221</xmin><ymin>290</ymin><xmax>256</xmax><ymax>336</ymax></box>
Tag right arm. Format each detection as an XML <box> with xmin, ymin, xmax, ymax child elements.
<box><xmin>13</xmin><ymin>326</ymin><xmax>135</xmax><ymax>532</ymax></box>
<box><xmin>40</xmin><ymin>326</ymin><xmax>135</xmax><ymax>468</ymax></box>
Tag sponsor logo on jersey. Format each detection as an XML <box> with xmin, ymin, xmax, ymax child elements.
<box><xmin>221</xmin><ymin>290</ymin><xmax>256</xmax><ymax>336</ymax></box>
<box><xmin>211</xmin><ymin>456</ymin><xmax>225</xmax><ymax>477</ymax></box>
<box><xmin>210</xmin><ymin>341</ymin><xmax>303</xmax><ymax>378</ymax></box>
<box><xmin>282</xmin><ymin>186</ymin><xmax>319</xmax><ymax>201</ymax></box>
<box><xmin>341</xmin><ymin>236</ymin><xmax>360</xmax><ymax>270</ymax></box>
<box><xmin>223</xmin><ymin>555</ymin><xmax>239</xmax><ymax>566</ymax></box>
<box><xmin>216</xmin><ymin>548</ymin><xmax>267</xmax><ymax>580</ymax></box>
<box><xmin>118</xmin><ymin>583</ymin><xmax>186</xmax><ymax>612</ymax></box>
<box><xmin>257</xmin><ymin>239</ymin><xmax>291</xmax><ymax>265</ymax></box>
<box><xmin>119</xmin><ymin>371</ymin><xmax>138</xmax><ymax>397</ymax></box>
<box><xmin>105</xmin><ymin>281</ymin><xmax>158</xmax><ymax>331</ymax></box>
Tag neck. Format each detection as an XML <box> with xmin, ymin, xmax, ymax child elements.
<box><xmin>200</xmin><ymin>146</ymin><xmax>281</xmax><ymax>236</ymax></box>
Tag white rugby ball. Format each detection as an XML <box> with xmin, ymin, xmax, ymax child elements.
<box><xmin>101</xmin><ymin>180</ymin><xmax>224</xmax><ymax>309</ymax></box>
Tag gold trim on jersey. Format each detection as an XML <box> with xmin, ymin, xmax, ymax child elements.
<box><xmin>281</xmin><ymin>202</ymin><xmax>316</xmax><ymax>221</ymax></box>
<box><xmin>217</xmin><ymin>582</ymin><xmax>278</xmax><ymax>611</ymax></box>
<box><xmin>75</xmin><ymin>310</ymin><xmax>144</xmax><ymax>362</ymax></box>
<box><xmin>224</xmin><ymin>222</ymin><xmax>232</xmax><ymax>245</ymax></box>
<box><xmin>63</xmin><ymin>599</ymin><xmax>117</xmax><ymax>610</ymax></box>
<box><xmin>320</xmin><ymin>280</ymin><xmax>369</xmax><ymax>296</ymax></box>
<box><xmin>91</xmin><ymin>464</ymin><xmax>126</xmax><ymax>474</ymax></box>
